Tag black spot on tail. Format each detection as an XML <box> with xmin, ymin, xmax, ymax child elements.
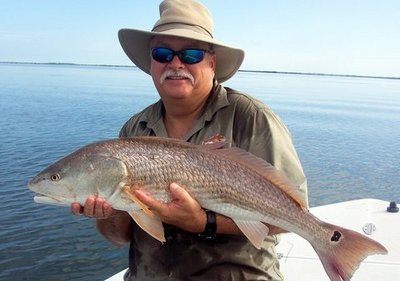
<box><xmin>331</xmin><ymin>230</ymin><xmax>342</xmax><ymax>242</ymax></box>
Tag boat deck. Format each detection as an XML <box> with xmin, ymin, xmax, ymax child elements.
<box><xmin>276</xmin><ymin>199</ymin><xmax>399</xmax><ymax>280</ymax></box>
<box><xmin>105</xmin><ymin>199</ymin><xmax>399</xmax><ymax>281</ymax></box>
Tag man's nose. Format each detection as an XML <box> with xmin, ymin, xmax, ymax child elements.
<box><xmin>168</xmin><ymin>55</ymin><xmax>185</xmax><ymax>68</ymax></box>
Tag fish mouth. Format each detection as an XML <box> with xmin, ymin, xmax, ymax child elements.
<box><xmin>33</xmin><ymin>194</ymin><xmax>71</xmax><ymax>207</ymax></box>
<box><xmin>28</xmin><ymin>178</ymin><xmax>72</xmax><ymax>207</ymax></box>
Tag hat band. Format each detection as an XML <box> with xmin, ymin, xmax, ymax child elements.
<box><xmin>152</xmin><ymin>22</ymin><xmax>213</xmax><ymax>38</ymax></box>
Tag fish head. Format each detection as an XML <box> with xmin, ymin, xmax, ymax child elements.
<box><xmin>28</xmin><ymin>149</ymin><xmax>129</xmax><ymax>206</ymax></box>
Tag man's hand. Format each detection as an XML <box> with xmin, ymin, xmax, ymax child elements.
<box><xmin>134</xmin><ymin>183</ymin><xmax>283</xmax><ymax>236</ymax></box>
<box><xmin>134</xmin><ymin>183</ymin><xmax>207</xmax><ymax>233</ymax></box>
<box><xmin>71</xmin><ymin>197</ymin><xmax>119</xmax><ymax>219</ymax></box>
<box><xmin>70</xmin><ymin>197</ymin><xmax>131</xmax><ymax>246</ymax></box>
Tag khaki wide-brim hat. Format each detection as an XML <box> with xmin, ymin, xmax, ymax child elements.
<box><xmin>118</xmin><ymin>0</ymin><xmax>245</xmax><ymax>83</ymax></box>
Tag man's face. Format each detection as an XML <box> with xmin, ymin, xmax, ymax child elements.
<box><xmin>150</xmin><ymin>36</ymin><xmax>216</xmax><ymax>102</ymax></box>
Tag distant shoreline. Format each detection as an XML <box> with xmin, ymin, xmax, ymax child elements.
<box><xmin>1</xmin><ymin>61</ymin><xmax>399</xmax><ymax>80</ymax></box>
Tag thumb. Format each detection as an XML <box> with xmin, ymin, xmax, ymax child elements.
<box><xmin>169</xmin><ymin>182</ymin><xmax>191</xmax><ymax>202</ymax></box>
<box><xmin>133</xmin><ymin>189</ymin><xmax>163</xmax><ymax>212</ymax></box>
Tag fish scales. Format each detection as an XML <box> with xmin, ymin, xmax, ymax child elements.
<box><xmin>118</xmin><ymin>139</ymin><xmax>286</xmax><ymax>214</ymax></box>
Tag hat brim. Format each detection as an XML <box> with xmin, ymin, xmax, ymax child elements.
<box><xmin>118</xmin><ymin>28</ymin><xmax>244</xmax><ymax>83</ymax></box>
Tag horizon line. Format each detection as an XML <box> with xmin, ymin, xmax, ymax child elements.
<box><xmin>1</xmin><ymin>61</ymin><xmax>399</xmax><ymax>81</ymax></box>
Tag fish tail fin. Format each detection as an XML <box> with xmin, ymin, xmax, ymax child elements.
<box><xmin>311</xmin><ymin>223</ymin><xmax>388</xmax><ymax>281</ymax></box>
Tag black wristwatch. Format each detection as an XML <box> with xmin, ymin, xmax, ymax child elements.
<box><xmin>198</xmin><ymin>209</ymin><xmax>217</xmax><ymax>241</ymax></box>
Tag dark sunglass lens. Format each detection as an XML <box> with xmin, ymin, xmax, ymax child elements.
<box><xmin>152</xmin><ymin>48</ymin><xmax>206</xmax><ymax>64</ymax></box>
<box><xmin>180</xmin><ymin>49</ymin><xmax>205</xmax><ymax>64</ymax></box>
<box><xmin>152</xmin><ymin>48</ymin><xmax>174</xmax><ymax>63</ymax></box>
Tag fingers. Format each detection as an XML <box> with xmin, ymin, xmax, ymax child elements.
<box><xmin>82</xmin><ymin>196</ymin><xmax>96</xmax><ymax>217</ymax></box>
<box><xmin>133</xmin><ymin>183</ymin><xmax>191</xmax><ymax>213</ymax></box>
<box><xmin>70</xmin><ymin>202</ymin><xmax>83</xmax><ymax>215</ymax></box>
<box><xmin>169</xmin><ymin>182</ymin><xmax>192</xmax><ymax>203</ymax></box>
<box><xmin>102</xmin><ymin>201</ymin><xmax>115</xmax><ymax>217</ymax></box>
<box><xmin>134</xmin><ymin>189</ymin><xmax>163</xmax><ymax>213</ymax></box>
<box><xmin>71</xmin><ymin>197</ymin><xmax>116</xmax><ymax>219</ymax></box>
<box><xmin>133</xmin><ymin>183</ymin><xmax>205</xmax><ymax>233</ymax></box>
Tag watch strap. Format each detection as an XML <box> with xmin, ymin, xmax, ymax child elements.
<box><xmin>198</xmin><ymin>209</ymin><xmax>217</xmax><ymax>240</ymax></box>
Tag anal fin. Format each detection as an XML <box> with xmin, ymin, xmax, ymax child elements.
<box><xmin>129</xmin><ymin>211</ymin><xmax>166</xmax><ymax>243</ymax></box>
<box><xmin>233</xmin><ymin>219</ymin><xmax>270</xmax><ymax>249</ymax></box>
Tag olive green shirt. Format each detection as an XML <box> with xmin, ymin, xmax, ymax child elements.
<box><xmin>120</xmin><ymin>82</ymin><xmax>307</xmax><ymax>281</ymax></box>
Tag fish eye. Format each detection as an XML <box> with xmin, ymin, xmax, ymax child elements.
<box><xmin>50</xmin><ymin>174</ymin><xmax>61</xmax><ymax>181</ymax></box>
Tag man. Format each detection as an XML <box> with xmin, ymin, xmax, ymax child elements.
<box><xmin>71</xmin><ymin>0</ymin><xmax>308</xmax><ymax>280</ymax></box>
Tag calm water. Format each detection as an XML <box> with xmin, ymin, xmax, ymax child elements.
<box><xmin>0</xmin><ymin>63</ymin><xmax>399</xmax><ymax>281</ymax></box>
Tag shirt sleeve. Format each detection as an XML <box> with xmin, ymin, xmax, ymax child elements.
<box><xmin>232</xmin><ymin>96</ymin><xmax>308</xmax><ymax>205</ymax></box>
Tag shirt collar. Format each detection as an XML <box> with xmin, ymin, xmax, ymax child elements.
<box><xmin>203</xmin><ymin>82</ymin><xmax>230</xmax><ymax>121</ymax></box>
<box><xmin>139</xmin><ymin>100</ymin><xmax>167</xmax><ymax>137</ymax></box>
<box><xmin>138</xmin><ymin>81</ymin><xmax>230</xmax><ymax>138</ymax></box>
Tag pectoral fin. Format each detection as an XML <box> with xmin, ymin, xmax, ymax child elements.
<box><xmin>123</xmin><ymin>185</ymin><xmax>154</xmax><ymax>217</ymax></box>
<box><xmin>232</xmin><ymin>219</ymin><xmax>270</xmax><ymax>249</ymax></box>
<box><xmin>129</xmin><ymin>211</ymin><xmax>166</xmax><ymax>243</ymax></box>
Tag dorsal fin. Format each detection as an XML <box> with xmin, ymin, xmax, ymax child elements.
<box><xmin>201</xmin><ymin>134</ymin><xmax>227</xmax><ymax>147</ymax></box>
<box><xmin>214</xmin><ymin>147</ymin><xmax>307</xmax><ymax>209</ymax></box>
<box><xmin>124</xmin><ymin>135</ymin><xmax>227</xmax><ymax>150</ymax></box>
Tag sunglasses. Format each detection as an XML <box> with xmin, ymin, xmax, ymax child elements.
<box><xmin>151</xmin><ymin>47</ymin><xmax>212</xmax><ymax>64</ymax></box>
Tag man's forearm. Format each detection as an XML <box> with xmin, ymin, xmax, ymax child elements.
<box><xmin>96</xmin><ymin>211</ymin><xmax>132</xmax><ymax>247</ymax></box>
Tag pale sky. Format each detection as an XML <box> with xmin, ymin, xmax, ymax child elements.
<box><xmin>1</xmin><ymin>0</ymin><xmax>399</xmax><ymax>77</ymax></box>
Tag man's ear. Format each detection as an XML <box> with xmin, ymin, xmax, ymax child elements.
<box><xmin>210</xmin><ymin>54</ymin><xmax>217</xmax><ymax>72</ymax></box>
<box><xmin>209</xmin><ymin>53</ymin><xmax>217</xmax><ymax>71</ymax></box>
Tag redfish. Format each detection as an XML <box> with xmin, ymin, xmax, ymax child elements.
<box><xmin>28</xmin><ymin>137</ymin><xmax>387</xmax><ymax>281</ymax></box>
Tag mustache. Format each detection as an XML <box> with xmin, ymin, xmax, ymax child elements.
<box><xmin>159</xmin><ymin>70</ymin><xmax>194</xmax><ymax>85</ymax></box>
